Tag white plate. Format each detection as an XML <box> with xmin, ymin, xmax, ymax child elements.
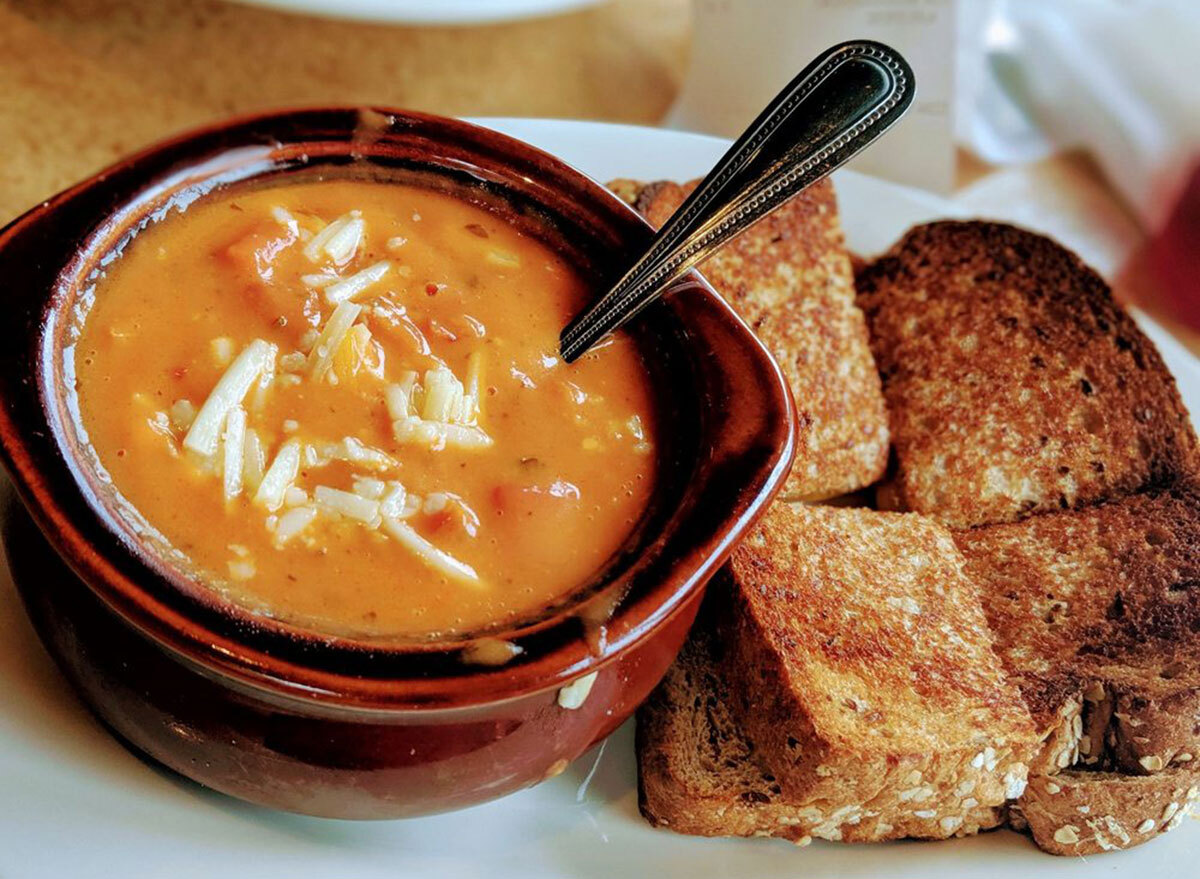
<box><xmin>1</xmin><ymin>120</ymin><xmax>1197</xmax><ymax>878</ymax></box>
<box><xmin>225</xmin><ymin>0</ymin><xmax>600</xmax><ymax>25</ymax></box>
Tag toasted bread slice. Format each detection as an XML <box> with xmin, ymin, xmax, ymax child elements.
<box><xmin>721</xmin><ymin>504</ymin><xmax>1038</xmax><ymax>817</ymax></box>
<box><xmin>956</xmin><ymin>483</ymin><xmax>1200</xmax><ymax>777</ymax></box>
<box><xmin>637</xmin><ymin>605</ymin><xmax>1009</xmax><ymax>843</ymax></box>
<box><xmin>1015</xmin><ymin>769</ymin><xmax>1200</xmax><ymax>855</ymax></box>
<box><xmin>611</xmin><ymin>178</ymin><xmax>888</xmax><ymax>501</ymax></box>
<box><xmin>957</xmin><ymin>485</ymin><xmax>1200</xmax><ymax>854</ymax></box>
<box><xmin>637</xmin><ymin>623</ymin><xmax>820</xmax><ymax>844</ymax></box>
<box><xmin>856</xmin><ymin>221</ymin><xmax>1198</xmax><ymax>527</ymax></box>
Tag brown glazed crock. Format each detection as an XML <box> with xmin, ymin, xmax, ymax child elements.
<box><xmin>0</xmin><ymin>108</ymin><xmax>795</xmax><ymax>818</ymax></box>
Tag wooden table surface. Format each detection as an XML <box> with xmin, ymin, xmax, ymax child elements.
<box><xmin>3</xmin><ymin>0</ymin><xmax>1196</xmax><ymax>356</ymax></box>
<box><xmin>0</xmin><ymin>0</ymin><xmax>689</xmax><ymax>224</ymax></box>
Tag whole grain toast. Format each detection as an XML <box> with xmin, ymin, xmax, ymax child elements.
<box><xmin>956</xmin><ymin>483</ymin><xmax>1200</xmax><ymax>852</ymax></box>
<box><xmin>636</xmin><ymin>623</ymin><xmax>822</xmax><ymax>844</ymax></box>
<box><xmin>1015</xmin><ymin>768</ymin><xmax>1200</xmax><ymax>855</ymax></box>
<box><xmin>610</xmin><ymin>178</ymin><xmax>888</xmax><ymax>501</ymax></box>
<box><xmin>956</xmin><ymin>484</ymin><xmax>1200</xmax><ymax>776</ymax></box>
<box><xmin>856</xmin><ymin>221</ymin><xmax>1198</xmax><ymax>528</ymax></box>
<box><xmin>638</xmin><ymin>502</ymin><xmax>1038</xmax><ymax>843</ymax></box>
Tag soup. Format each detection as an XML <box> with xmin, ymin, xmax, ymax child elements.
<box><xmin>73</xmin><ymin>178</ymin><xmax>657</xmax><ymax>638</ymax></box>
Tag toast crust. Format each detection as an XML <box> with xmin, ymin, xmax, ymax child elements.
<box><xmin>612</xmin><ymin>178</ymin><xmax>889</xmax><ymax>501</ymax></box>
<box><xmin>1016</xmin><ymin>769</ymin><xmax>1200</xmax><ymax>855</ymax></box>
<box><xmin>718</xmin><ymin>504</ymin><xmax>1037</xmax><ymax>832</ymax></box>
<box><xmin>637</xmin><ymin>614</ymin><xmax>1008</xmax><ymax>843</ymax></box>
<box><xmin>857</xmin><ymin>221</ymin><xmax>1199</xmax><ymax>527</ymax></box>
<box><xmin>637</xmin><ymin>624</ymin><xmax>818</xmax><ymax>844</ymax></box>
<box><xmin>957</xmin><ymin>483</ymin><xmax>1200</xmax><ymax>778</ymax></box>
<box><xmin>637</xmin><ymin>215</ymin><xmax>1200</xmax><ymax>857</ymax></box>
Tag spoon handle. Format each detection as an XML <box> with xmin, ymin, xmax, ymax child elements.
<box><xmin>560</xmin><ymin>39</ymin><xmax>915</xmax><ymax>363</ymax></box>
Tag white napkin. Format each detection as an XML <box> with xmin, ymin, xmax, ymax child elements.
<box><xmin>961</xmin><ymin>0</ymin><xmax>1200</xmax><ymax>232</ymax></box>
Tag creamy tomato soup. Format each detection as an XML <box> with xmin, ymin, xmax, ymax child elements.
<box><xmin>74</xmin><ymin>178</ymin><xmax>656</xmax><ymax>637</ymax></box>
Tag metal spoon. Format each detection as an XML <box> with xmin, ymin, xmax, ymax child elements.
<box><xmin>559</xmin><ymin>40</ymin><xmax>915</xmax><ymax>363</ymax></box>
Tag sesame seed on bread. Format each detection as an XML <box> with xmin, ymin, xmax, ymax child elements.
<box><xmin>610</xmin><ymin>178</ymin><xmax>889</xmax><ymax>501</ymax></box>
<box><xmin>957</xmin><ymin>483</ymin><xmax>1200</xmax><ymax>778</ymax></box>
<box><xmin>638</xmin><ymin>503</ymin><xmax>1038</xmax><ymax>843</ymax></box>
<box><xmin>1015</xmin><ymin>768</ymin><xmax>1200</xmax><ymax>855</ymax></box>
<box><xmin>721</xmin><ymin>504</ymin><xmax>1038</xmax><ymax>810</ymax></box>
<box><xmin>856</xmin><ymin>221</ymin><xmax>1198</xmax><ymax>527</ymax></box>
<box><xmin>956</xmin><ymin>484</ymin><xmax>1200</xmax><ymax>853</ymax></box>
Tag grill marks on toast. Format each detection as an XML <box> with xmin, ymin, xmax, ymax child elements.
<box><xmin>638</xmin><ymin>504</ymin><xmax>1038</xmax><ymax>843</ymax></box>
<box><xmin>611</xmin><ymin>178</ymin><xmax>888</xmax><ymax>501</ymax></box>
<box><xmin>856</xmin><ymin>221</ymin><xmax>1198</xmax><ymax>528</ymax></box>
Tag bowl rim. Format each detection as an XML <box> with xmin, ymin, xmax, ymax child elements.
<box><xmin>0</xmin><ymin>107</ymin><xmax>796</xmax><ymax>711</ymax></box>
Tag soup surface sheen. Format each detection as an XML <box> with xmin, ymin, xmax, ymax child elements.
<box><xmin>74</xmin><ymin>179</ymin><xmax>656</xmax><ymax>638</ymax></box>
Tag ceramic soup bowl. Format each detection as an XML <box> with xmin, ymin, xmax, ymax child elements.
<box><xmin>0</xmin><ymin>108</ymin><xmax>795</xmax><ymax>818</ymax></box>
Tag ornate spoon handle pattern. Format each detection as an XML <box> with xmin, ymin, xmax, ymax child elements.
<box><xmin>560</xmin><ymin>40</ymin><xmax>914</xmax><ymax>363</ymax></box>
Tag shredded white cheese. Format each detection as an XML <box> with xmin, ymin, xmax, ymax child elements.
<box><xmin>228</xmin><ymin>558</ymin><xmax>256</xmax><ymax>580</ymax></box>
<box><xmin>303</xmin><ymin>211</ymin><xmax>363</xmax><ymax>264</ymax></box>
<box><xmin>274</xmin><ymin>505</ymin><xmax>317</xmax><ymax>545</ymax></box>
<box><xmin>254</xmin><ymin>438</ymin><xmax>301</xmax><ymax>511</ymax></box>
<box><xmin>210</xmin><ymin>336</ymin><xmax>235</xmax><ymax>368</ymax></box>
<box><xmin>352</xmin><ymin>476</ymin><xmax>386</xmax><ymax>500</ymax></box>
<box><xmin>221</xmin><ymin>406</ymin><xmax>246</xmax><ymax>501</ymax></box>
<box><xmin>378</xmin><ymin>481</ymin><xmax>410</xmax><ymax>519</ymax></box>
<box><xmin>324</xmin><ymin>260</ymin><xmax>391</xmax><ymax>305</ymax></box>
<box><xmin>423</xmin><ymin>492</ymin><xmax>449</xmax><ymax>514</ymax></box>
<box><xmin>320</xmin><ymin>436</ymin><xmax>396</xmax><ymax>471</ymax></box>
<box><xmin>384</xmin><ymin>374</ymin><xmax>418</xmax><ymax>420</ymax></box>
<box><xmin>422</xmin><ymin>366</ymin><xmax>467</xmax><ymax>423</ymax></box>
<box><xmin>183</xmin><ymin>339</ymin><xmax>276</xmax><ymax>457</ymax></box>
<box><xmin>384</xmin><ymin>365</ymin><xmax>491</xmax><ymax>450</ymax></box>
<box><xmin>463</xmin><ymin>350</ymin><xmax>483</xmax><ymax>423</ymax></box>
<box><xmin>278</xmin><ymin>352</ymin><xmax>306</xmax><ymax>373</ymax></box>
<box><xmin>557</xmin><ymin>672</ymin><xmax>598</xmax><ymax>710</ymax></box>
<box><xmin>271</xmin><ymin>202</ymin><xmax>307</xmax><ymax>236</ymax></box>
<box><xmin>242</xmin><ymin>428</ymin><xmax>266</xmax><ymax>492</ymax></box>
<box><xmin>381</xmin><ymin>516</ymin><xmax>480</xmax><ymax>585</ymax></box>
<box><xmin>392</xmin><ymin>417</ymin><xmax>493</xmax><ymax>450</ymax></box>
<box><xmin>249</xmin><ymin>344</ymin><xmax>277</xmax><ymax>413</ymax></box>
<box><xmin>300</xmin><ymin>271</ymin><xmax>340</xmax><ymax>289</ymax></box>
<box><xmin>322</xmin><ymin>217</ymin><xmax>365</xmax><ymax>265</ymax></box>
<box><xmin>307</xmin><ymin>300</ymin><xmax>362</xmax><ymax>382</ymax></box>
<box><xmin>315</xmin><ymin>485</ymin><xmax>382</xmax><ymax>527</ymax></box>
<box><xmin>283</xmin><ymin>486</ymin><xmax>309</xmax><ymax>507</ymax></box>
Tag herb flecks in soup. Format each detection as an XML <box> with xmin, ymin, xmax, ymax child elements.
<box><xmin>75</xmin><ymin>180</ymin><xmax>656</xmax><ymax>637</ymax></box>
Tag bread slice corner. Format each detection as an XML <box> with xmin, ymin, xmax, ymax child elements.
<box><xmin>637</xmin><ymin>502</ymin><xmax>1040</xmax><ymax>843</ymax></box>
<box><xmin>957</xmin><ymin>482</ymin><xmax>1200</xmax><ymax>777</ymax></box>
<box><xmin>1016</xmin><ymin>768</ymin><xmax>1200</xmax><ymax>855</ymax></box>
<box><xmin>857</xmin><ymin>220</ymin><xmax>1199</xmax><ymax>528</ymax></box>
<box><xmin>609</xmin><ymin>177</ymin><xmax>889</xmax><ymax>502</ymax></box>
<box><xmin>956</xmin><ymin>482</ymin><xmax>1200</xmax><ymax>853</ymax></box>
<box><xmin>721</xmin><ymin>504</ymin><xmax>1038</xmax><ymax>818</ymax></box>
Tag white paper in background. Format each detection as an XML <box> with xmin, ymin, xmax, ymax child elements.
<box><xmin>666</xmin><ymin>0</ymin><xmax>957</xmax><ymax>193</ymax></box>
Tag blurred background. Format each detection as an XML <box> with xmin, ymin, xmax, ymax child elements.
<box><xmin>1</xmin><ymin>0</ymin><xmax>1197</xmax><ymax>349</ymax></box>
